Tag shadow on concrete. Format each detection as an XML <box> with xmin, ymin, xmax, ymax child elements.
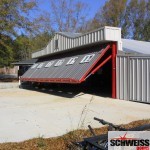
<box><xmin>21</xmin><ymin>83</ymin><xmax>82</xmax><ymax>98</ymax></box>
<box><xmin>21</xmin><ymin>82</ymin><xmax>111</xmax><ymax>99</ymax></box>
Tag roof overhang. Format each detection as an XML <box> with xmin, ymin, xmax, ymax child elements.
<box><xmin>12</xmin><ymin>59</ymin><xmax>38</xmax><ymax>66</ymax></box>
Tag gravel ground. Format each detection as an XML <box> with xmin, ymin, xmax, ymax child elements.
<box><xmin>0</xmin><ymin>87</ymin><xmax>149</xmax><ymax>143</ymax></box>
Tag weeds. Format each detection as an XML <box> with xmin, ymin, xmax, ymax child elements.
<box><xmin>77</xmin><ymin>95</ymin><xmax>94</xmax><ymax>129</ymax></box>
<box><xmin>37</xmin><ymin>136</ymin><xmax>46</xmax><ymax>148</ymax></box>
<box><xmin>0</xmin><ymin>120</ymin><xmax>149</xmax><ymax>150</ymax></box>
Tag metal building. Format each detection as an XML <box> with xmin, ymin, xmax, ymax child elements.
<box><xmin>20</xmin><ymin>26</ymin><xmax>150</xmax><ymax>103</ymax></box>
<box><xmin>117</xmin><ymin>39</ymin><xmax>150</xmax><ymax>103</ymax></box>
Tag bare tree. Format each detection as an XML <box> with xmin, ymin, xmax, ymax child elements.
<box><xmin>49</xmin><ymin>0</ymin><xmax>89</xmax><ymax>32</ymax></box>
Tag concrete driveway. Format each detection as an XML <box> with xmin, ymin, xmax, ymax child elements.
<box><xmin>0</xmin><ymin>88</ymin><xmax>149</xmax><ymax>143</ymax></box>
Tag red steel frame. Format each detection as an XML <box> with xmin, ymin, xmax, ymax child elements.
<box><xmin>21</xmin><ymin>42</ymin><xmax>117</xmax><ymax>98</ymax></box>
<box><xmin>80</xmin><ymin>42</ymin><xmax>117</xmax><ymax>98</ymax></box>
<box><xmin>91</xmin><ymin>55</ymin><xmax>112</xmax><ymax>75</ymax></box>
<box><xmin>111</xmin><ymin>42</ymin><xmax>117</xmax><ymax>98</ymax></box>
<box><xmin>79</xmin><ymin>44</ymin><xmax>111</xmax><ymax>82</ymax></box>
<box><xmin>21</xmin><ymin>77</ymin><xmax>80</xmax><ymax>84</ymax></box>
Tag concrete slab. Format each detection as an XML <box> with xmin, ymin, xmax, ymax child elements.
<box><xmin>0</xmin><ymin>88</ymin><xmax>149</xmax><ymax>143</ymax></box>
<box><xmin>0</xmin><ymin>83</ymin><xmax>19</xmax><ymax>89</ymax></box>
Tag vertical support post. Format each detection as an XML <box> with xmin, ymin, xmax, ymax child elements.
<box><xmin>112</xmin><ymin>42</ymin><xmax>117</xmax><ymax>98</ymax></box>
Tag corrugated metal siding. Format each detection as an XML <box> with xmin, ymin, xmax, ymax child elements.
<box><xmin>117</xmin><ymin>55</ymin><xmax>150</xmax><ymax>103</ymax></box>
<box><xmin>32</xmin><ymin>26</ymin><xmax>121</xmax><ymax>58</ymax></box>
<box><xmin>22</xmin><ymin>46</ymin><xmax>105</xmax><ymax>82</ymax></box>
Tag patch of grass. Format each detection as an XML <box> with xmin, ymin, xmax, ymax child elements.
<box><xmin>37</xmin><ymin>136</ymin><xmax>46</xmax><ymax>149</ymax></box>
<box><xmin>0</xmin><ymin>119</ymin><xmax>149</xmax><ymax>150</ymax></box>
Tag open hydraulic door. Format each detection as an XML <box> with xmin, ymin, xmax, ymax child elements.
<box><xmin>21</xmin><ymin>42</ymin><xmax>117</xmax><ymax>98</ymax></box>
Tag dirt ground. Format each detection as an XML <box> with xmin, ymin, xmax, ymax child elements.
<box><xmin>0</xmin><ymin>87</ymin><xmax>149</xmax><ymax>144</ymax></box>
<box><xmin>0</xmin><ymin>119</ymin><xmax>149</xmax><ymax>150</ymax></box>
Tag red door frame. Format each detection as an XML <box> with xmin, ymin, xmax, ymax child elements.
<box><xmin>80</xmin><ymin>42</ymin><xmax>117</xmax><ymax>99</ymax></box>
<box><xmin>112</xmin><ymin>42</ymin><xmax>117</xmax><ymax>98</ymax></box>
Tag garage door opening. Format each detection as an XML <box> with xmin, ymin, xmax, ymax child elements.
<box><xmin>25</xmin><ymin>57</ymin><xmax>112</xmax><ymax>98</ymax></box>
<box><xmin>78</xmin><ymin>59</ymin><xmax>112</xmax><ymax>97</ymax></box>
<box><xmin>21</xmin><ymin>43</ymin><xmax>117</xmax><ymax>98</ymax></box>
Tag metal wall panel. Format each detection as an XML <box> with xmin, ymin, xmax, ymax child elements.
<box><xmin>117</xmin><ymin>55</ymin><xmax>150</xmax><ymax>103</ymax></box>
<box><xmin>32</xmin><ymin>26</ymin><xmax>122</xmax><ymax>58</ymax></box>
